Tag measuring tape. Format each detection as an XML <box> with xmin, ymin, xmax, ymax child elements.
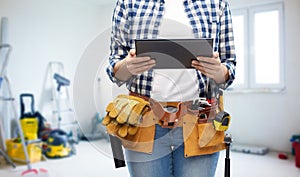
<box><xmin>213</xmin><ymin>111</ymin><xmax>231</xmax><ymax>131</ymax></box>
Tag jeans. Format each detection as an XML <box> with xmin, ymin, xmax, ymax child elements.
<box><xmin>125</xmin><ymin>125</ymin><xmax>219</xmax><ymax>177</ymax></box>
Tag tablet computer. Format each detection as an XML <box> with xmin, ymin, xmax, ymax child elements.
<box><xmin>135</xmin><ymin>38</ymin><xmax>213</xmax><ymax>69</ymax></box>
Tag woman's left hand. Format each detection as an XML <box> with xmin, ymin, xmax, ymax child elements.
<box><xmin>191</xmin><ymin>52</ymin><xmax>229</xmax><ymax>84</ymax></box>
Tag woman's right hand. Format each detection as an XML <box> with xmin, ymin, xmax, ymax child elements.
<box><xmin>124</xmin><ymin>49</ymin><xmax>156</xmax><ymax>75</ymax></box>
<box><xmin>114</xmin><ymin>49</ymin><xmax>156</xmax><ymax>81</ymax></box>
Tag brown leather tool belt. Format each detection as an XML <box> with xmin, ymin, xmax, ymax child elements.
<box><xmin>129</xmin><ymin>92</ymin><xmax>217</xmax><ymax>128</ymax></box>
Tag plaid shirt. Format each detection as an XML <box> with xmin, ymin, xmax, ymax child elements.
<box><xmin>107</xmin><ymin>0</ymin><xmax>236</xmax><ymax>97</ymax></box>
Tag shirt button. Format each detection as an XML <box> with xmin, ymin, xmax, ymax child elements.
<box><xmin>154</xmin><ymin>22</ymin><xmax>159</xmax><ymax>27</ymax></box>
<box><xmin>160</xmin><ymin>2</ymin><xmax>164</xmax><ymax>6</ymax></box>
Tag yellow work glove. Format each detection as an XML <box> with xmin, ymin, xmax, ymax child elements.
<box><xmin>102</xmin><ymin>94</ymin><xmax>150</xmax><ymax>138</ymax></box>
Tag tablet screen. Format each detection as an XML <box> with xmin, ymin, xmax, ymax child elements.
<box><xmin>135</xmin><ymin>38</ymin><xmax>213</xmax><ymax>69</ymax></box>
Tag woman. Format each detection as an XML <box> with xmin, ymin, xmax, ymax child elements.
<box><xmin>106</xmin><ymin>0</ymin><xmax>236</xmax><ymax>176</ymax></box>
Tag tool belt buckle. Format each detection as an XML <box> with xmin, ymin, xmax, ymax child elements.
<box><xmin>159</xmin><ymin>106</ymin><xmax>180</xmax><ymax>128</ymax></box>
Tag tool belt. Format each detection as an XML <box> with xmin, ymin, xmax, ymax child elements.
<box><xmin>129</xmin><ymin>92</ymin><xmax>218</xmax><ymax>128</ymax></box>
<box><xmin>103</xmin><ymin>92</ymin><xmax>230</xmax><ymax>156</ymax></box>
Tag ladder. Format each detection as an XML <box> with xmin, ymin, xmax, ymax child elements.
<box><xmin>0</xmin><ymin>53</ymin><xmax>41</xmax><ymax>175</ymax></box>
<box><xmin>0</xmin><ymin>110</ymin><xmax>15</xmax><ymax>168</ymax></box>
<box><xmin>0</xmin><ymin>44</ymin><xmax>15</xmax><ymax>168</ymax></box>
<box><xmin>0</xmin><ymin>17</ymin><xmax>47</xmax><ymax>176</ymax></box>
<box><xmin>49</xmin><ymin>61</ymin><xmax>79</xmax><ymax>143</ymax></box>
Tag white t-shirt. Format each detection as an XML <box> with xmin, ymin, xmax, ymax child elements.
<box><xmin>151</xmin><ymin>0</ymin><xmax>199</xmax><ymax>102</ymax></box>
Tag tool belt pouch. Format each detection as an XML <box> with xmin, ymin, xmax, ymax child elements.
<box><xmin>102</xmin><ymin>94</ymin><xmax>155</xmax><ymax>151</ymax></box>
<box><xmin>198</xmin><ymin>122</ymin><xmax>225</xmax><ymax>148</ymax></box>
<box><xmin>197</xmin><ymin>106</ymin><xmax>225</xmax><ymax>148</ymax></box>
<box><xmin>184</xmin><ymin>105</ymin><xmax>226</xmax><ymax>157</ymax></box>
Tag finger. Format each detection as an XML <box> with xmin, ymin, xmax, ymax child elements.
<box><xmin>129</xmin><ymin>49</ymin><xmax>136</xmax><ymax>57</ymax></box>
<box><xmin>130</xmin><ymin>57</ymin><xmax>155</xmax><ymax>66</ymax></box>
<box><xmin>192</xmin><ymin>60</ymin><xmax>214</xmax><ymax>70</ymax></box>
<box><xmin>131</xmin><ymin>64</ymin><xmax>156</xmax><ymax>75</ymax></box>
<box><xmin>196</xmin><ymin>56</ymin><xmax>214</xmax><ymax>64</ymax></box>
<box><xmin>191</xmin><ymin>61</ymin><xmax>216</xmax><ymax>75</ymax></box>
<box><xmin>196</xmin><ymin>56</ymin><xmax>220</xmax><ymax>65</ymax></box>
<box><xmin>131</xmin><ymin>59</ymin><xmax>155</xmax><ymax>68</ymax></box>
<box><xmin>191</xmin><ymin>60</ymin><xmax>202</xmax><ymax>69</ymax></box>
<box><xmin>127</xmin><ymin>56</ymin><xmax>152</xmax><ymax>64</ymax></box>
<box><xmin>133</xmin><ymin>60</ymin><xmax>156</xmax><ymax>70</ymax></box>
<box><xmin>193</xmin><ymin>64</ymin><xmax>214</xmax><ymax>74</ymax></box>
<box><xmin>202</xmin><ymin>61</ymin><xmax>220</xmax><ymax>71</ymax></box>
<box><xmin>198</xmin><ymin>68</ymin><xmax>216</xmax><ymax>79</ymax></box>
<box><xmin>191</xmin><ymin>59</ymin><xmax>200</xmax><ymax>65</ymax></box>
<box><xmin>213</xmin><ymin>52</ymin><xmax>219</xmax><ymax>59</ymax></box>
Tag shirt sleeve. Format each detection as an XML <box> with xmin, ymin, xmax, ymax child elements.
<box><xmin>106</xmin><ymin>0</ymin><xmax>131</xmax><ymax>86</ymax></box>
<box><xmin>219</xmin><ymin>0</ymin><xmax>236</xmax><ymax>89</ymax></box>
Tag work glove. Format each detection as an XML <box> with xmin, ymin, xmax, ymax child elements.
<box><xmin>102</xmin><ymin>94</ymin><xmax>150</xmax><ymax>138</ymax></box>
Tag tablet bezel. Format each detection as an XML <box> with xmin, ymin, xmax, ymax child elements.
<box><xmin>135</xmin><ymin>38</ymin><xmax>213</xmax><ymax>69</ymax></box>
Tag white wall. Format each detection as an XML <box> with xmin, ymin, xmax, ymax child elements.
<box><xmin>0</xmin><ymin>0</ymin><xmax>117</xmax><ymax>137</ymax></box>
<box><xmin>1</xmin><ymin>0</ymin><xmax>300</xmax><ymax>152</ymax></box>
<box><xmin>226</xmin><ymin>0</ymin><xmax>300</xmax><ymax>152</ymax></box>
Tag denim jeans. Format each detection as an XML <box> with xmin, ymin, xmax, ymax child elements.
<box><xmin>125</xmin><ymin>125</ymin><xmax>219</xmax><ymax>177</ymax></box>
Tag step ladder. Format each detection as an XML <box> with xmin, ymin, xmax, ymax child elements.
<box><xmin>0</xmin><ymin>44</ymin><xmax>16</xmax><ymax>168</ymax></box>
<box><xmin>0</xmin><ymin>62</ymin><xmax>44</xmax><ymax>176</ymax></box>
<box><xmin>49</xmin><ymin>61</ymin><xmax>79</xmax><ymax>143</ymax></box>
<box><xmin>0</xmin><ymin>112</ymin><xmax>16</xmax><ymax>168</ymax></box>
<box><xmin>0</xmin><ymin>17</ymin><xmax>47</xmax><ymax>176</ymax></box>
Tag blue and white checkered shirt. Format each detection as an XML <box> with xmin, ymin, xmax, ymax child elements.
<box><xmin>107</xmin><ymin>0</ymin><xmax>236</xmax><ymax>98</ymax></box>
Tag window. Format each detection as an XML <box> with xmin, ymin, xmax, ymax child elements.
<box><xmin>231</xmin><ymin>11</ymin><xmax>247</xmax><ymax>89</ymax></box>
<box><xmin>230</xmin><ymin>2</ymin><xmax>284</xmax><ymax>91</ymax></box>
